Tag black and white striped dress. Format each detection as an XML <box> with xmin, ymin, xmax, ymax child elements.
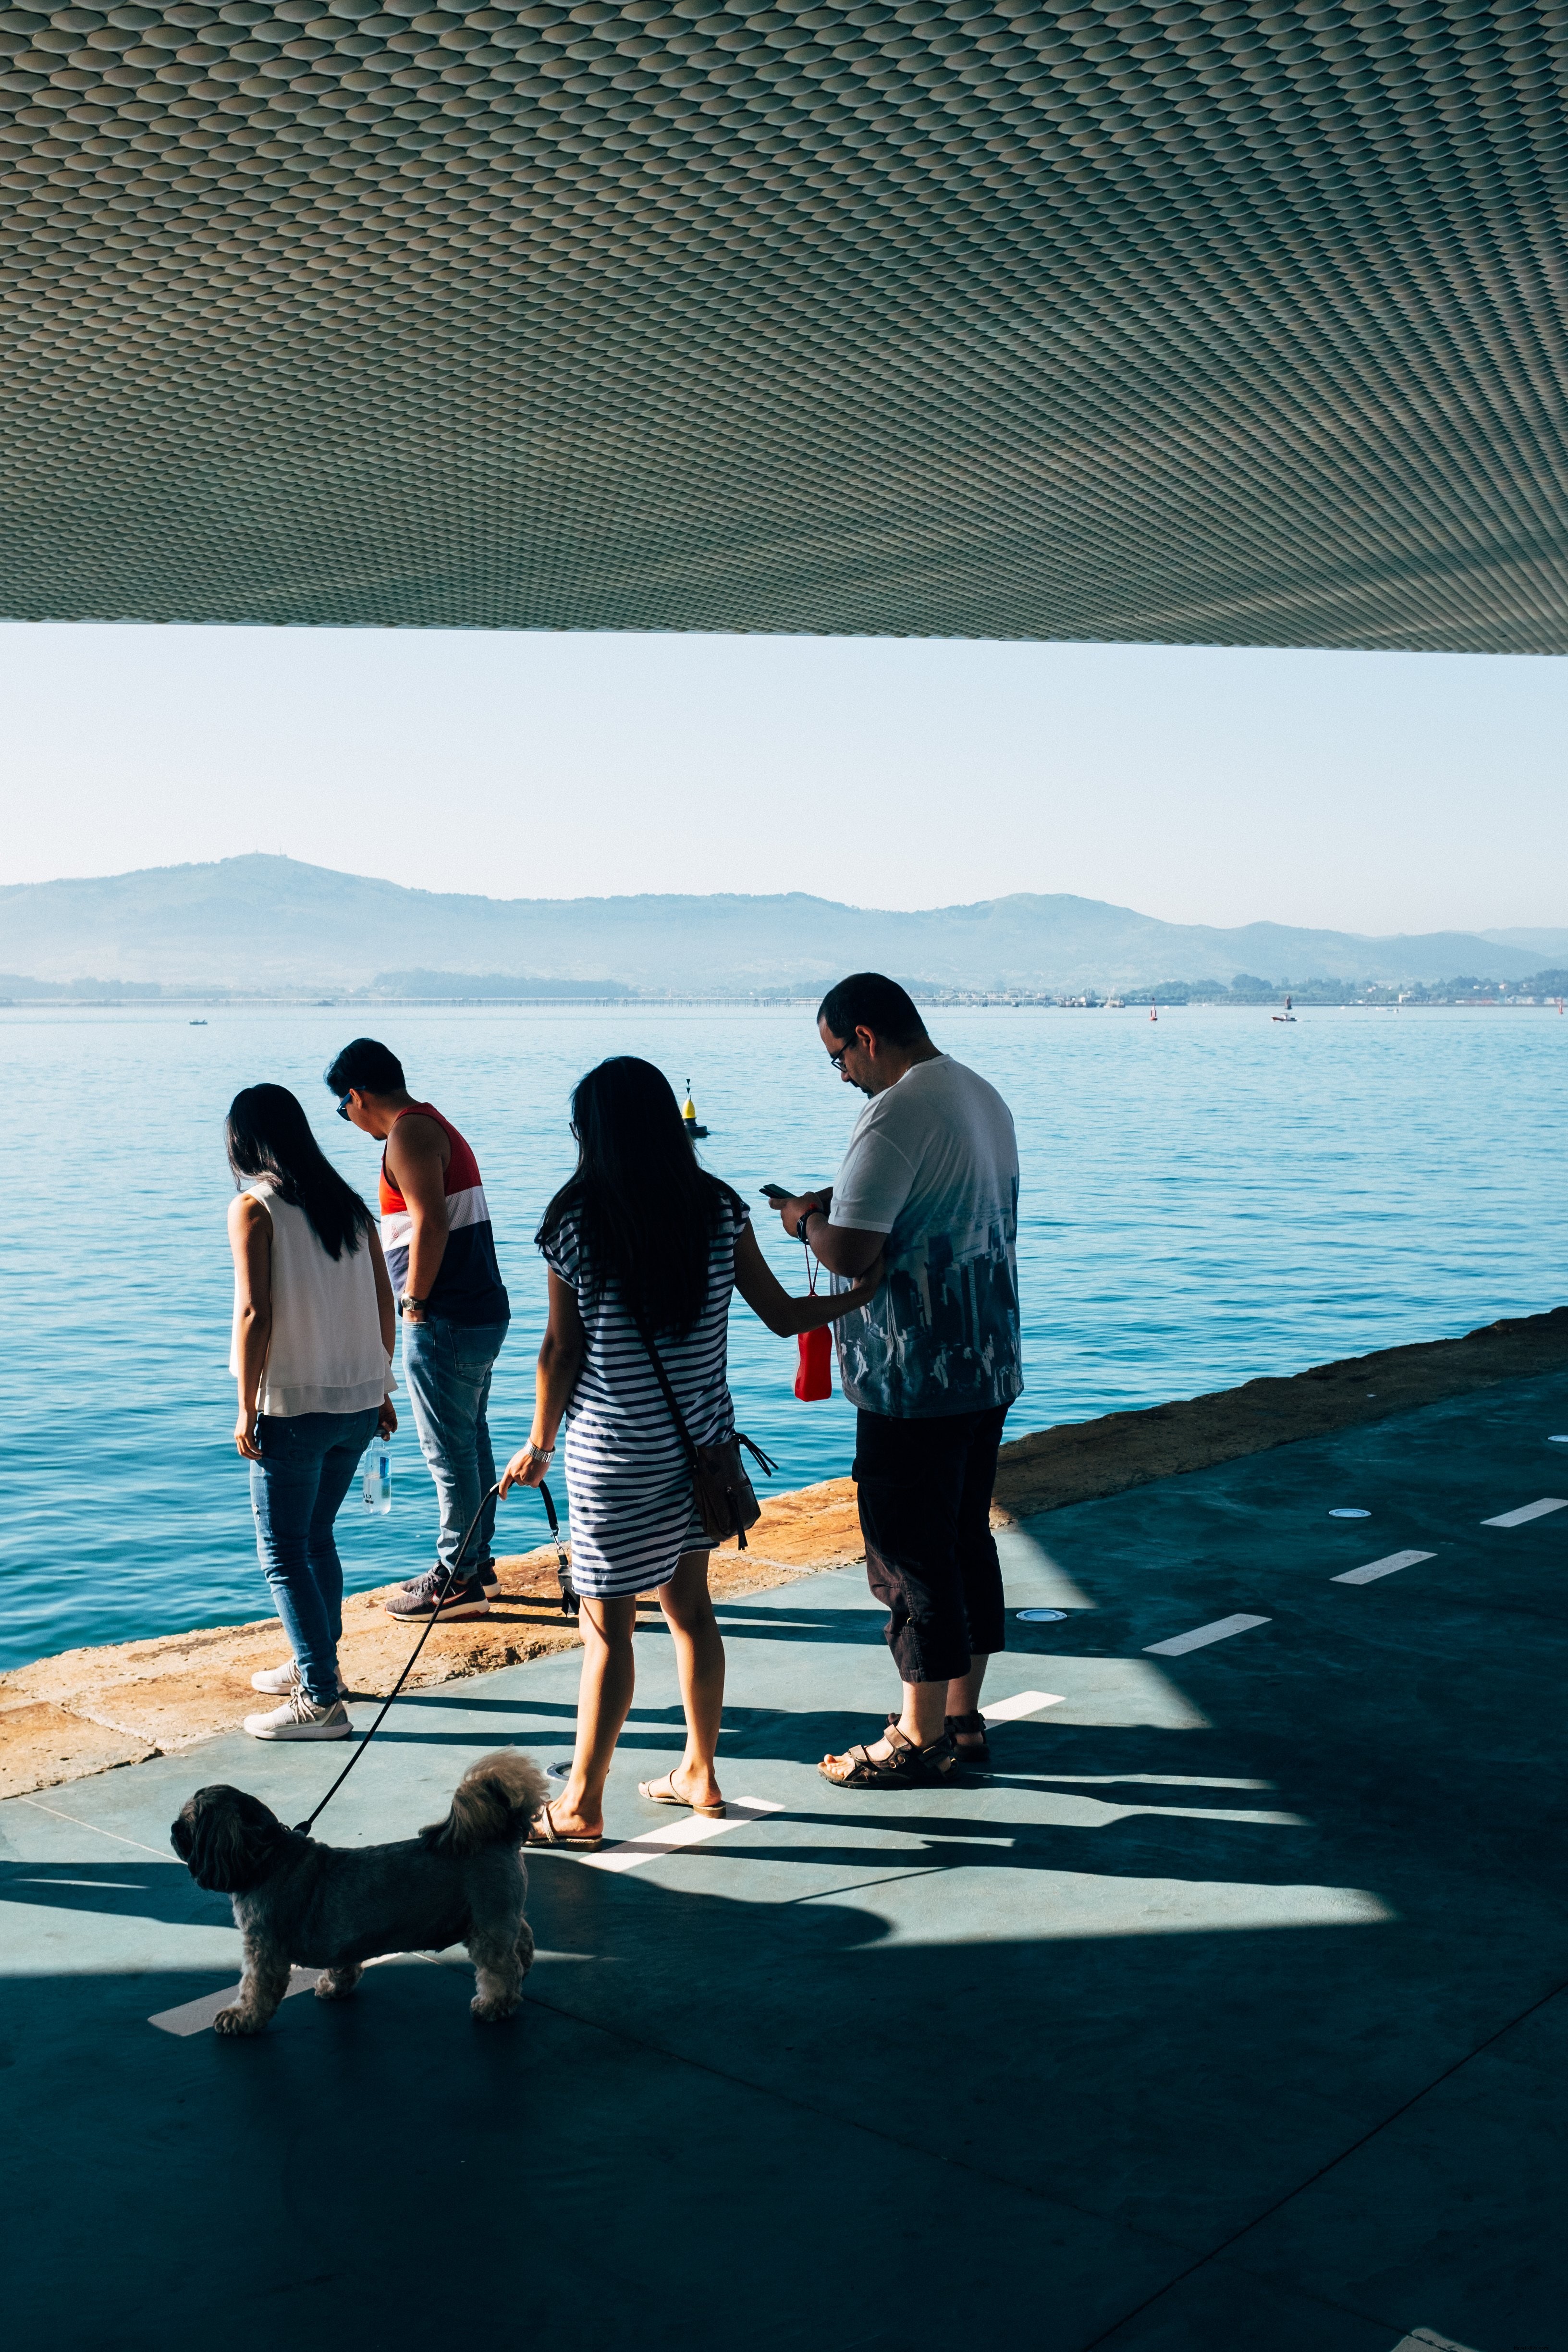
<box><xmin>544</xmin><ymin>1194</ymin><xmax>747</xmax><ymax>1600</ymax></box>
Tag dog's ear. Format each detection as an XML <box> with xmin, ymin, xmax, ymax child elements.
<box><xmin>173</xmin><ymin>1786</ymin><xmax>285</xmax><ymax>1892</ymax></box>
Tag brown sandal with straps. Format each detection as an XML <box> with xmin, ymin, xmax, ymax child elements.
<box><xmin>819</xmin><ymin>1722</ymin><xmax>956</xmax><ymax>1788</ymax></box>
<box><xmin>945</xmin><ymin>1710</ymin><xmax>991</xmax><ymax>1768</ymax></box>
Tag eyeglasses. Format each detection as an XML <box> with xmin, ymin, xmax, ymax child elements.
<box><xmin>335</xmin><ymin>1091</ymin><xmax>354</xmax><ymax>1121</ymax></box>
<box><xmin>827</xmin><ymin>1046</ymin><xmax>849</xmax><ymax>1071</ymax></box>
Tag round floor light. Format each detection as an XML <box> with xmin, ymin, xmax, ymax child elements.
<box><xmin>1328</xmin><ymin>1507</ymin><xmax>1372</xmax><ymax>1519</ymax></box>
<box><xmin>1016</xmin><ymin>1607</ymin><xmax>1068</xmax><ymax>1622</ymax></box>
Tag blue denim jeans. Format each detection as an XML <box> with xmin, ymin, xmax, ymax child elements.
<box><xmin>401</xmin><ymin>1316</ymin><xmax>508</xmax><ymax>1580</ymax></box>
<box><xmin>249</xmin><ymin>1406</ymin><xmax>380</xmax><ymax>1704</ymax></box>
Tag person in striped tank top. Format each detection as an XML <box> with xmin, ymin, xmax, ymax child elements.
<box><xmin>326</xmin><ymin>1037</ymin><xmax>510</xmax><ymax>1620</ymax></box>
<box><xmin>499</xmin><ymin>1056</ymin><xmax>882</xmax><ymax>1850</ymax></box>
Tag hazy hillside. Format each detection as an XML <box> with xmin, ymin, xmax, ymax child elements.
<box><xmin>1479</xmin><ymin>927</ymin><xmax>1568</xmax><ymax>962</ymax></box>
<box><xmin>0</xmin><ymin>856</ymin><xmax>1547</xmax><ymax>995</ymax></box>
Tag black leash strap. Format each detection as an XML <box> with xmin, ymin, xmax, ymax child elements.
<box><xmin>293</xmin><ymin>1476</ymin><xmax>570</xmax><ymax>1836</ymax></box>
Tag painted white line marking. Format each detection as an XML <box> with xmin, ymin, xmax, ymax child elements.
<box><xmin>1333</xmin><ymin>1550</ymin><xmax>1435</xmax><ymax>1586</ymax></box>
<box><xmin>1144</xmin><ymin>1614</ymin><xmax>1270</xmax><ymax>1657</ymax></box>
<box><xmin>578</xmin><ymin>1796</ymin><xmax>783</xmax><ymax>1875</ymax></box>
<box><xmin>980</xmin><ymin>1690</ymin><xmax>1066</xmax><ymax>1724</ymax></box>
<box><xmin>1481</xmin><ymin>1496</ymin><xmax>1567</xmax><ymax>1528</ymax></box>
<box><xmin>147</xmin><ymin>1950</ymin><xmax>441</xmax><ymax>2036</ymax></box>
<box><xmin>149</xmin><ymin>1967</ymin><xmax>317</xmax><ymax>2037</ymax></box>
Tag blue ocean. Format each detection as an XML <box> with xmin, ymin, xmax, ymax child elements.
<box><xmin>3</xmin><ymin>1002</ymin><xmax>1563</xmax><ymax>1671</ymax></box>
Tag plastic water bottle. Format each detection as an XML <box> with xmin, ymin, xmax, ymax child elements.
<box><xmin>362</xmin><ymin>1437</ymin><xmax>392</xmax><ymax>1515</ymax></box>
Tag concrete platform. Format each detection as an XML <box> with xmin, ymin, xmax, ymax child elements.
<box><xmin>5</xmin><ymin>1372</ymin><xmax>1566</xmax><ymax>2352</ymax></box>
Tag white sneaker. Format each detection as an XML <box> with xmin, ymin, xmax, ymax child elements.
<box><xmin>250</xmin><ymin>1659</ymin><xmax>349</xmax><ymax>1699</ymax></box>
<box><xmin>251</xmin><ymin>1659</ymin><xmax>300</xmax><ymax>1695</ymax></box>
<box><xmin>243</xmin><ymin>1690</ymin><xmax>353</xmax><ymax>1741</ymax></box>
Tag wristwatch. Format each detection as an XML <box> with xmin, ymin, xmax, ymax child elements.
<box><xmin>796</xmin><ymin>1203</ymin><xmax>817</xmax><ymax>1239</ymax></box>
<box><xmin>399</xmin><ymin>1292</ymin><xmax>428</xmax><ymax>1318</ymax></box>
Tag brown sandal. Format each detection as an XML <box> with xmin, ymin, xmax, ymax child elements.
<box><xmin>638</xmin><ymin>1774</ymin><xmax>725</xmax><ymax>1818</ymax></box>
<box><xmin>819</xmin><ymin>1722</ymin><xmax>956</xmax><ymax>1788</ymax></box>
<box><xmin>945</xmin><ymin>1710</ymin><xmax>992</xmax><ymax>1768</ymax></box>
<box><xmin>525</xmin><ymin>1800</ymin><xmax>603</xmax><ymax>1851</ymax></box>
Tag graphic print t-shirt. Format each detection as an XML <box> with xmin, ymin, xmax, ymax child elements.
<box><xmin>380</xmin><ymin>1103</ymin><xmax>510</xmax><ymax>1328</ymax></box>
<box><xmin>829</xmin><ymin>1055</ymin><xmax>1022</xmax><ymax>1421</ymax></box>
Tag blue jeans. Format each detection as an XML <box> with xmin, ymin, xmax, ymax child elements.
<box><xmin>402</xmin><ymin>1316</ymin><xmax>508</xmax><ymax>1581</ymax></box>
<box><xmin>249</xmin><ymin>1406</ymin><xmax>380</xmax><ymax>1704</ymax></box>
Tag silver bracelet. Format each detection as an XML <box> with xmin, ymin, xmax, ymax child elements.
<box><xmin>523</xmin><ymin>1441</ymin><xmax>555</xmax><ymax>1465</ymax></box>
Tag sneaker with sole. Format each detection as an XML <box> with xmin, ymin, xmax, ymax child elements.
<box><xmin>243</xmin><ymin>1690</ymin><xmax>353</xmax><ymax>1741</ymax></box>
<box><xmin>251</xmin><ymin>1659</ymin><xmax>349</xmax><ymax>1699</ymax></box>
<box><xmin>383</xmin><ymin>1568</ymin><xmax>490</xmax><ymax>1621</ymax></box>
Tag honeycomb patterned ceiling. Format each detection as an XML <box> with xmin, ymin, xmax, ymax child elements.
<box><xmin>2</xmin><ymin>0</ymin><xmax>1566</xmax><ymax>643</ymax></box>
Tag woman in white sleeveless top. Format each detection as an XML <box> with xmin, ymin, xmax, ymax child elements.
<box><xmin>226</xmin><ymin>1084</ymin><xmax>396</xmax><ymax>1740</ymax></box>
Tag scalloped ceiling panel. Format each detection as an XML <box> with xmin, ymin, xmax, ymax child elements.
<box><xmin>2</xmin><ymin>0</ymin><xmax>1567</xmax><ymax>642</ymax></box>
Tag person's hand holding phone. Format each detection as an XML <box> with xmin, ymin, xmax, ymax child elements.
<box><xmin>760</xmin><ymin>1184</ymin><xmax>831</xmax><ymax>1240</ymax></box>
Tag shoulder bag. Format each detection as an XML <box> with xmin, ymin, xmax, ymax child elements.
<box><xmin>625</xmin><ymin>1297</ymin><xmax>777</xmax><ymax>1549</ymax></box>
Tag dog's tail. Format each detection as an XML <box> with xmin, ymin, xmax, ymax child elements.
<box><xmin>421</xmin><ymin>1750</ymin><xmax>550</xmax><ymax>1855</ymax></box>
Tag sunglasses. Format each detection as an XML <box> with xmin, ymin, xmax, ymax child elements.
<box><xmin>335</xmin><ymin>1091</ymin><xmax>355</xmax><ymax>1121</ymax></box>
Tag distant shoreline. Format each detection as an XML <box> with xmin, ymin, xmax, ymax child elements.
<box><xmin>1</xmin><ymin>994</ymin><xmax>1562</xmax><ymax>1014</ymax></box>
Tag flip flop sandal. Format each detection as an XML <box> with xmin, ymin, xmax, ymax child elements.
<box><xmin>526</xmin><ymin>1800</ymin><xmax>603</xmax><ymax>1851</ymax></box>
<box><xmin>820</xmin><ymin>1722</ymin><xmax>956</xmax><ymax>1788</ymax></box>
<box><xmin>945</xmin><ymin>1710</ymin><xmax>992</xmax><ymax>1768</ymax></box>
<box><xmin>638</xmin><ymin>1776</ymin><xmax>726</xmax><ymax>1818</ymax></box>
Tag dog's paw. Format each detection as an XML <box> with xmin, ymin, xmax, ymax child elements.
<box><xmin>213</xmin><ymin>2005</ymin><xmax>264</xmax><ymax>2037</ymax></box>
<box><xmin>315</xmin><ymin>1970</ymin><xmax>359</xmax><ymax>2002</ymax></box>
<box><xmin>471</xmin><ymin>1994</ymin><xmax>520</xmax><ymax>2024</ymax></box>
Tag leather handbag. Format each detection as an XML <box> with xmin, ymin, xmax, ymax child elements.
<box><xmin>627</xmin><ymin>1300</ymin><xmax>777</xmax><ymax>1549</ymax></box>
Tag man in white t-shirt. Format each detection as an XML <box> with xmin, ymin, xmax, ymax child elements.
<box><xmin>772</xmin><ymin>973</ymin><xmax>1023</xmax><ymax>1790</ymax></box>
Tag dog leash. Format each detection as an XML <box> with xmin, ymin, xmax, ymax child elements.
<box><xmin>293</xmin><ymin>1476</ymin><xmax>574</xmax><ymax>1836</ymax></box>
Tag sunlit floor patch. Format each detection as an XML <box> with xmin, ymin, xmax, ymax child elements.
<box><xmin>977</xmin><ymin>1689</ymin><xmax>1065</xmax><ymax>1723</ymax></box>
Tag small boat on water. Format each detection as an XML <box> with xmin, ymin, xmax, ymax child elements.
<box><xmin>189</xmin><ymin>1019</ymin><xmax>207</xmax><ymax>1027</ymax></box>
<box><xmin>1272</xmin><ymin>994</ymin><xmax>1296</xmax><ymax>1023</ymax></box>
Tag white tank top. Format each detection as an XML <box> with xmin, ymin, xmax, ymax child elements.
<box><xmin>230</xmin><ymin>1179</ymin><xmax>394</xmax><ymax>1418</ymax></box>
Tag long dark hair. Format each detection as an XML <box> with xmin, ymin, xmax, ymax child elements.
<box><xmin>538</xmin><ymin>1057</ymin><xmax>739</xmax><ymax>1336</ymax></box>
<box><xmin>226</xmin><ymin>1084</ymin><xmax>375</xmax><ymax>1262</ymax></box>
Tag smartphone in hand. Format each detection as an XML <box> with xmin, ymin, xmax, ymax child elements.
<box><xmin>760</xmin><ymin>1184</ymin><xmax>792</xmax><ymax>1201</ymax></box>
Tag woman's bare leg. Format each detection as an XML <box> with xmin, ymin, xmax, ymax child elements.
<box><xmin>552</xmin><ymin>1594</ymin><xmax>637</xmax><ymax>1838</ymax></box>
<box><xmin>651</xmin><ymin>1550</ymin><xmax>725</xmax><ymax>1810</ymax></box>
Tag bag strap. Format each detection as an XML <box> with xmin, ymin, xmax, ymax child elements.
<box><xmin>622</xmin><ymin>1287</ymin><xmax>776</xmax><ymax>1482</ymax></box>
<box><xmin>622</xmin><ymin>1289</ymin><xmax>700</xmax><ymax>1471</ymax></box>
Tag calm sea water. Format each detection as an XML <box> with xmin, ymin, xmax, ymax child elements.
<box><xmin>2</xmin><ymin>1003</ymin><xmax>1563</xmax><ymax>1671</ymax></box>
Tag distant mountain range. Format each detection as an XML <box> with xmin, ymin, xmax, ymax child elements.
<box><xmin>0</xmin><ymin>856</ymin><xmax>1559</xmax><ymax>997</ymax></box>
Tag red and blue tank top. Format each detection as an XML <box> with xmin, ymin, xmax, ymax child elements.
<box><xmin>379</xmin><ymin>1103</ymin><xmax>510</xmax><ymax>1328</ymax></box>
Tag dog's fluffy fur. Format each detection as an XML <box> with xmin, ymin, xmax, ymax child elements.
<box><xmin>170</xmin><ymin>1749</ymin><xmax>549</xmax><ymax>2035</ymax></box>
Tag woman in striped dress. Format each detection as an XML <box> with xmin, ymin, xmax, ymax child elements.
<box><xmin>500</xmin><ymin>1057</ymin><xmax>881</xmax><ymax>1849</ymax></box>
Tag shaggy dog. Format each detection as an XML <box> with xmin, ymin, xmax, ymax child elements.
<box><xmin>171</xmin><ymin>1749</ymin><xmax>549</xmax><ymax>2035</ymax></box>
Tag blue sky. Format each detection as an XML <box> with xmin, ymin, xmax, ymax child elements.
<box><xmin>1</xmin><ymin>623</ymin><xmax>1564</xmax><ymax>933</ymax></box>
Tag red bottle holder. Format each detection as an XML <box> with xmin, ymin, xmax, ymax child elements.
<box><xmin>794</xmin><ymin>1246</ymin><xmax>833</xmax><ymax>1399</ymax></box>
<box><xmin>795</xmin><ymin>1323</ymin><xmax>832</xmax><ymax>1401</ymax></box>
